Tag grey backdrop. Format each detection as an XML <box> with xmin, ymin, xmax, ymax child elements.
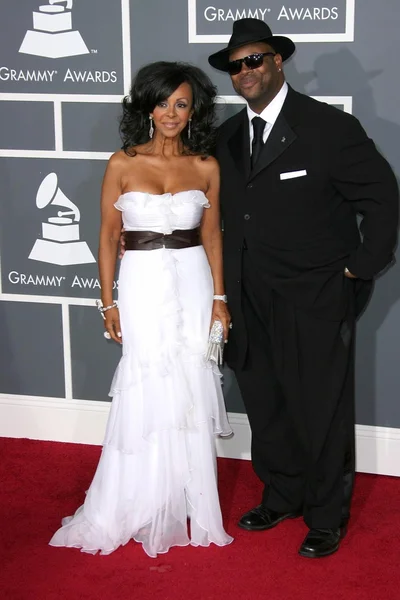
<box><xmin>0</xmin><ymin>0</ymin><xmax>399</xmax><ymax>428</ymax></box>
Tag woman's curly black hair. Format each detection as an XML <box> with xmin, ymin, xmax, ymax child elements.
<box><xmin>119</xmin><ymin>61</ymin><xmax>217</xmax><ymax>156</ymax></box>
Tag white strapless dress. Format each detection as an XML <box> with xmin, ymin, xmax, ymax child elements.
<box><xmin>49</xmin><ymin>190</ymin><xmax>233</xmax><ymax>558</ymax></box>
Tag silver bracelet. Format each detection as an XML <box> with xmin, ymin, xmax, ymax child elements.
<box><xmin>95</xmin><ymin>299</ymin><xmax>118</xmax><ymax>320</ymax></box>
<box><xmin>213</xmin><ymin>294</ymin><xmax>228</xmax><ymax>303</ymax></box>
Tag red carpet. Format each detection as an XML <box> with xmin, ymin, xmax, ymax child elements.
<box><xmin>0</xmin><ymin>437</ymin><xmax>399</xmax><ymax>600</ymax></box>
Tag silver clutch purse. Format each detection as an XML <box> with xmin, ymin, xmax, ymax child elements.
<box><xmin>205</xmin><ymin>320</ymin><xmax>224</xmax><ymax>365</ymax></box>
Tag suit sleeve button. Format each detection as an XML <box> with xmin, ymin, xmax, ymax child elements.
<box><xmin>244</xmin><ymin>214</ymin><xmax>251</xmax><ymax>220</ymax></box>
<box><xmin>247</xmin><ymin>183</ymin><xmax>253</xmax><ymax>189</ymax></box>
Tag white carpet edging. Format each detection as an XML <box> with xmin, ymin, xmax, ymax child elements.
<box><xmin>0</xmin><ymin>395</ymin><xmax>399</xmax><ymax>477</ymax></box>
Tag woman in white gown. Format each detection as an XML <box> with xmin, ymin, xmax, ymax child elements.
<box><xmin>49</xmin><ymin>62</ymin><xmax>233</xmax><ymax>557</ymax></box>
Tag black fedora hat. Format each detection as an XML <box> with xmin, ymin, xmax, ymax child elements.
<box><xmin>208</xmin><ymin>18</ymin><xmax>295</xmax><ymax>72</ymax></box>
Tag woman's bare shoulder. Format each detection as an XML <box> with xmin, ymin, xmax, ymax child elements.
<box><xmin>107</xmin><ymin>147</ymin><xmax>146</xmax><ymax>173</ymax></box>
<box><xmin>108</xmin><ymin>149</ymin><xmax>129</xmax><ymax>169</ymax></box>
<box><xmin>194</xmin><ymin>154</ymin><xmax>219</xmax><ymax>173</ymax></box>
<box><xmin>194</xmin><ymin>155</ymin><xmax>220</xmax><ymax>185</ymax></box>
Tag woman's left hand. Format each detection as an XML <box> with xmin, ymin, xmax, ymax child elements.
<box><xmin>211</xmin><ymin>300</ymin><xmax>231</xmax><ymax>343</ymax></box>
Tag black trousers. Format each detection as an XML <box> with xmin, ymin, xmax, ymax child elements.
<box><xmin>235</xmin><ymin>251</ymin><xmax>356</xmax><ymax>529</ymax></box>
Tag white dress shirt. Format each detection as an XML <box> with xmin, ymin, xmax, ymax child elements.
<box><xmin>247</xmin><ymin>81</ymin><xmax>289</xmax><ymax>153</ymax></box>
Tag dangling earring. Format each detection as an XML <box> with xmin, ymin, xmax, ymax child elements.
<box><xmin>188</xmin><ymin>118</ymin><xmax>192</xmax><ymax>140</ymax></box>
<box><xmin>149</xmin><ymin>115</ymin><xmax>154</xmax><ymax>139</ymax></box>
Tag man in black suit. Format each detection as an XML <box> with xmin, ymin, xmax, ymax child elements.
<box><xmin>209</xmin><ymin>19</ymin><xmax>398</xmax><ymax>557</ymax></box>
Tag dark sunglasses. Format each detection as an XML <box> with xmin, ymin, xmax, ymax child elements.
<box><xmin>226</xmin><ymin>52</ymin><xmax>276</xmax><ymax>76</ymax></box>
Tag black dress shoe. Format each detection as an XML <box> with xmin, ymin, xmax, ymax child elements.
<box><xmin>238</xmin><ymin>505</ymin><xmax>300</xmax><ymax>531</ymax></box>
<box><xmin>299</xmin><ymin>528</ymin><xmax>341</xmax><ymax>558</ymax></box>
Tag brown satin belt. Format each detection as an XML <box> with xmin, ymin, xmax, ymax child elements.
<box><xmin>124</xmin><ymin>227</ymin><xmax>201</xmax><ymax>250</ymax></box>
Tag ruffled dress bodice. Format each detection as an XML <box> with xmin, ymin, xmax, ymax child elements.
<box><xmin>114</xmin><ymin>189</ymin><xmax>210</xmax><ymax>233</ymax></box>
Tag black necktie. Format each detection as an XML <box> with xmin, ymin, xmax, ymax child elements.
<box><xmin>251</xmin><ymin>116</ymin><xmax>266</xmax><ymax>170</ymax></box>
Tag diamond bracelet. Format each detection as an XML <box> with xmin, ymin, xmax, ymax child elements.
<box><xmin>95</xmin><ymin>299</ymin><xmax>118</xmax><ymax>320</ymax></box>
<box><xmin>213</xmin><ymin>294</ymin><xmax>228</xmax><ymax>303</ymax></box>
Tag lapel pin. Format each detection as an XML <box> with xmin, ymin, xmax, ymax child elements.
<box><xmin>281</xmin><ymin>136</ymin><xmax>286</xmax><ymax>143</ymax></box>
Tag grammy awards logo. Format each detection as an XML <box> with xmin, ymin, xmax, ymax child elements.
<box><xmin>28</xmin><ymin>173</ymin><xmax>96</xmax><ymax>266</ymax></box>
<box><xmin>189</xmin><ymin>1</ymin><xmax>354</xmax><ymax>44</ymax></box>
<box><xmin>19</xmin><ymin>0</ymin><xmax>89</xmax><ymax>59</ymax></box>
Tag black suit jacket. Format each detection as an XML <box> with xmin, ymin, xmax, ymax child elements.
<box><xmin>216</xmin><ymin>85</ymin><xmax>399</xmax><ymax>369</ymax></box>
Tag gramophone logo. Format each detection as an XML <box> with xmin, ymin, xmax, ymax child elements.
<box><xmin>19</xmin><ymin>0</ymin><xmax>89</xmax><ymax>59</ymax></box>
<box><xmin>29</xmin><ymin>173</ymin><xmax>96</xmax><ymax>266</ymax></box>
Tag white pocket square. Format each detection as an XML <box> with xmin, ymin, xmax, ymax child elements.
<box><xmin>280</xmin><ymin>169</ymin><xmax>307</xmax><ymax>180</ymax></box>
